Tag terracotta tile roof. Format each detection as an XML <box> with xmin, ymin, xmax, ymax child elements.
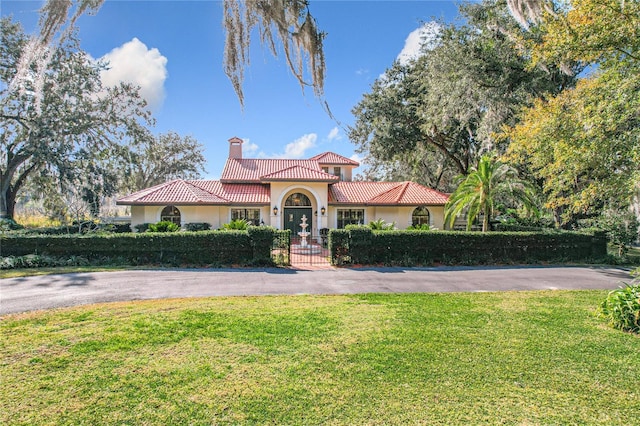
<box><xmin>190</xmin><ymin>181</ymin><xmax>270</xmax><ymax>204</ymax></box>
<box><xmin>221</xmin><ymin>158</ymin><xmax>323</xmax><ymax>183</ymax></box>
<box><xmin>117</xmin><ymin>179</ymin><xmax>269</xmax><ymax>205</ymax></box>
<box><xmin>309</xmin><ymin>152</ymin><xmax>360</xmax><ymax>166</ymax></box>
<box><xmin>329</xmin><ymin>181</ymin><xmax>449</xmax><ymax>205</ymax></box>
<box><xmin>260</xmin><ymin>165</ymin><xmax>339</xmax><ymax>182</ymax></box>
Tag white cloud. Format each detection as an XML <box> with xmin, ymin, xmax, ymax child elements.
<box><xmin>350</xmin><ymin>153</ymin><xmax>363</xmax><ymax>164</ymax></box>
<box><xmin>99</xmin><ymin>38</ymin><xmax>168</xmax><ymax>111</ymax></box>
<box><xmin>284</xmin><ymin>133</ymin><xmax>317</xmax><ymax>158</ymax></box>
<box><xmin>327</xmin><ymin>127</ymin><xmax>340</xmax><ymax>142</ymax></box>
<box><xmin>242</xmin><ymin>138</ymin><xmax>260</xmax><ymax>156</ymax></box>
<box><xmin>272</xmin><ymin>133</ymin><xmax>317</xmax><ymax>159</ymax></box>
<box><xmin>397</xmin><ymin>21</ymin><xmax>441</xmax><ymax>65</ymax></box>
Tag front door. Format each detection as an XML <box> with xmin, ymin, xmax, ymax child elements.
<box><xmin>284</xmin><ymin>207</ymin><xmax>313</xmax><ymax>240</ymax></box>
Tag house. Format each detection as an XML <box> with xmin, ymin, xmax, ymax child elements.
<box><xmin>117</xmin><ymin>137</ymin><xmax>450</xmax><ymax>235</ymax></box>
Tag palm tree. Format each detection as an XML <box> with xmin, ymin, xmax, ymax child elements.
<box><xmin>445</xmin><ymin>155</ymin><xmax>538</xmax><ymax>232</ymax></box>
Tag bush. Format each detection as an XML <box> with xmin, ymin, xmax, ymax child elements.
<box><xmin>148</xmin><ymin>221</ymin><xmax>180</xmax><ymax>233</ymax></box>
<box><xmin>0</xmin><ymin>231</ymin><xmax>261</xmax><ymax>267</ymax></box>
<box><xmin>600</xmin><ymin>273</ymin><xmax>640</xmax><ymax>334</ymax></box>
<box><xmin>134</xmin><ymin>223</ymin><xmax>152</xmax><ymax>233</ymax></box>
<box><xmin>0</xmin><ymin>218</ymin><xmax>23</xmax><ymax>231</ymax></box>
<box><xmin>597</xmin><ymin>210</ymin><xmax>639</xmax><ymax>257</ymax></box>
<box><xmin>329</xmin><ymin>229</ymin><xmax>608</xmax><ymax>266</ymax></box>
<box><xmin>368</xmin><ymin>219</ymin><xmax>396</xmax><ymax>231</ymax></box>
<box><xmin>328</xmin><ymin>229</ymin><xmax>350</xmax><ymax>265</ymax></box>
<box><xmin>185</xmin><ymin>222</ymin><xmax>211</xmax><ymax>232</ymax></box>
<box><xmin>0</xmin><ymin>254</ymin><xmax>90</xmax><ymax>270</ymax></box>
<box><xmin>223</xmin><ymin>219</ymin><xmax>250</xmax><ymax>230</ymax></box>
<box><xmin>408</xmin><ymin>223</ymin><xmax>436</xmax><ymax>231</ymax></box>
<box><xmin>247</xmin><ymin>226</ymin><xmax>275</xmax><ymax>265</ymax></box>
<box><xmin>95</xmin><ymin>223</ymin><xmax>131</xmax><ymax>233</ymax></box>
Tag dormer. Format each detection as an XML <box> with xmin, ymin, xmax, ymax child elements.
<box><xmin>309</xmin><ymin>152</ymin><xmax>359</xmax><ymax>181</ymax></box>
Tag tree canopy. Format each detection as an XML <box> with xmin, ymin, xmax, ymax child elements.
<box><xmin>349</xmin><ymin>0</ymin><xmax>573</xmax><ymax>192</ymax></box>
<box><xmin>505</xmin><ymin>0</ymin><xmax>640</xmax><ymax>226</ymax></box>
<box><xmin>0</xmin><ymin>17</ymin><xmax>149</xmax><ymax>219</ymax></box>
<box><xmin>1</xmin><ymin>18</ymin><xmax>207</xmax><ymax>220</ymax></box>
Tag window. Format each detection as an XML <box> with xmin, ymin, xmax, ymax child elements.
<box><xmin>284</xmin><ymin>192</ymin><xmax>311</xmax><ymax>206</ymax></box>
<box><xmin>321</xmin><ymin>167</ymin><xmax>329</xmax><ymax>173</ymax></box>
<box><xmin>333</xmin><ymin>167</ymin><xmax>342</xmax><ymax>179</ymax></box>
<box><xmin>337</xmin><ymin>209</ymin><xmax>364</xmax><ymax>229</ymax></box>
<box><xmin>232</xmin><ymin>208</ymin><xmax>261</xmax><ymax>225</ymax></box>
<box><xmin>412</xmin><ymin>206</ymin><xmax>431</xmax><ymax>227</ymax></box>
<box><xmin>160</xmin><ymin>205</ymin><xmax>181</xmax><ymax>225</ymax></box>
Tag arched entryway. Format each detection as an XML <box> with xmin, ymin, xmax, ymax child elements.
<box><xmin>283</xmin><ymin>192</ymin><xmax>313</xmax><ymax>237</ymax></box>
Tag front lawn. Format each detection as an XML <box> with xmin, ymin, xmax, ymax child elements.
<box><xmin>1</xmin><ymin>292</ymin><xmax>638</xmax><ymax>425</ymax></box>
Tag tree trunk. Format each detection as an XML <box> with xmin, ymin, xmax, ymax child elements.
<box><xmin>0</xmin><ymin>187</ymin><xmax>16</xmax><ymax>220</ymax></box>
<box><xmin>483</xmin><ymin>204</ymin><xmax>491</xmax><ymax>232</ymax></box>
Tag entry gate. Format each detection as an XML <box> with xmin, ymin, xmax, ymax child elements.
<box><xmin>290</xmin><ymin>234</ymin><xmax>330</xmax><ymax>268</ymax></box>
<box><xmin>271</xmin><ymin>232</ymin><xmax>331</xmax><ymax>268</ymax></box>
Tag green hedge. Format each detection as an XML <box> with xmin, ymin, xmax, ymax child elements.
<box><xmin>0</xmin><ymin>231</ymin><xmax>258</xmax><ymax>266</ymax></box>
<box><xmin>329</xmin><ymin>229</ymin><xmax>608</xmax><ymax>266</ymax></box>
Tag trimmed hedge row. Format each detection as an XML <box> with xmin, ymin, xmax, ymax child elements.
<box><xmin>329</xmin><ymin>229</ymin><xmax>608</xmax><ymax>266</ymax></box>
<box><xmin>0</xmin><ymin>230</ymin><xmax>274</xmax><ymax>266</ymax></box>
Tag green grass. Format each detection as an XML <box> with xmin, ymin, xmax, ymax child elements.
<box><xmin>1</xmin><ymin>292</ymin><xmax>638</xmax><ymax>425</ymax></box>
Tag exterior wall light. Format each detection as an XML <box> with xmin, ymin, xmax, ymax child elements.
<box><xmin>273</xmin><ymin>206</ymin><xmax>278</xmax><ymax>216</ymax></box>
<box><xmin>320</xmin><ymin>206</ymin><xmax>326</xmax><ymax>216</ymax></box>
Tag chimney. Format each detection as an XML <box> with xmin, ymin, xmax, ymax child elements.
<box><xmin>228</xmin><ymin>136</ymin><xmax>243</xmax><ymax>159</ymax></box>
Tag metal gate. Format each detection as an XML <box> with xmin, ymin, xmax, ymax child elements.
<box><xmin>290</xmin><ymin>234</ymin><xmax>331</xmax><ymax>269</ymax></box>
<box><xmin>271</xmin><ymin>231</ymin><xmax>332</xmax><ymax>269</ymax></box>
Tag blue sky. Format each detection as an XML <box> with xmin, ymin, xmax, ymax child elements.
<box><xmin>2</xmin><ymin>1</ymin><xmax>461</xmax><ymax>179</ymax></box>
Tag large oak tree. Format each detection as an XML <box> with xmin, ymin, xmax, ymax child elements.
<box><xmin>0</xmin><ymin>18</ymin><xmax>149</xmax><ymax>219</ymax></box>
<box><xmin>349</xmin><ymin>0</ymin><xmax>573</xmax><ymax>192</ymax></box>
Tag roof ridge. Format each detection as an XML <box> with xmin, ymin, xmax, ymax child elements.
<box><xmin>395</xmin><ymin>181</ymin><xmax>411</xmax><ymax>204</ymax></box>
<box><xmin>137</xmin><ymin>178</ymin><xmax>183</xmax><ymax>200</ymax></box>
<box><xmin>183</xmin><ymin>179</ymin><xmax>231</xmax><ymax>202</ymax></box>
<box><xmin>367</xmin><ymin>181</ymin><xmax>405</xmax><ymax>203</ymax></box>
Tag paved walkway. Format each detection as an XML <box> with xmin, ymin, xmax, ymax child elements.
<box><xmin>0</xmin><ymin>266</ymin><xmax>632</xmax><ymax>315</ymax></box>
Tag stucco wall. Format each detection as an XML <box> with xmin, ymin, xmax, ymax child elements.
<box><xmin>130</xmin><ymin>202</ymin><xmax>446</xmax><ymax>232</ymax></box>
<box><xmin>130</xmin><ymin>205</ymin><xmax>270</xmax><ymax>230</ymax></box>
<box><xmin>270</xmin><ymin>182</ymin><xmax>329</xmax><ymax>233</ymax></box>
<box><xmin>325</xmin><ymin>205</ymin><xmax>446</xmax><ymax>230</ymax></box>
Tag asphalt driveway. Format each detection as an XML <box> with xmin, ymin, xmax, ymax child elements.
<box><xmin>0</xmin><ymin>266</ymin><xmax>633</xmax><ymax>315</ymax></box>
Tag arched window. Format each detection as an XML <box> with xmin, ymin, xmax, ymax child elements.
<box><xmin>284</xmin><ymin>192</ymin><xmax>311</xmax><ymax>206</ymax></box>
<box><xmin>160</xmin><ymin>205</ymin><xmax>181</xmax><ymax>225</ymax></box>
<box><xmin>412</xmin><ymin>206</ymin><xmax>430</xmax><ymax>227</ymax></box>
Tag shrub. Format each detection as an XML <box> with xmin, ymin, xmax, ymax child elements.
<box><xmin>0</xmin><ymin>254</ymin><xmax>90</xmax><ymax>270</ymax></box>
<box><xmin>134</xmin><ymin>223</ymin><xmax>152</xmax><ymax>233</ymax></box>
<box><xmin>0</xmin><ymin>231</ymin><xmax>258</xmax><ymax>267</ymax></box>
<box><xmin>600</xmin><ymin>275</ymin><xmax>640</xmax><ymax>334</ymax></box>
<box><xmin>223</xmin><ymin>219</ymin><xmax>250</xmax><ymax>230</ymax></box>
<box><xmin>329</xmin><ymin>229</ymin><xmax>607</xmax><ymax>267</ymax></box>
<box><xmin>0</xmin><ymin>218</ymin><xmax>23</xmax><ymax>231</ymax></box>
<box><xmin>247</xmin><ymin>226</ymin><xmax>275</xmax><ymax>265</ymax></box>
<box><xmin>148</xmin><ymin>221</ymin><xmax>180</xmax><ymax>233</ymax></box>
<box><xmin>328</xmin><ymin>229</ymin><xmax>350</xmax><ymax>265</ymax></box>
<box><xmin>408</xmin><ymin>223</ymin><xmax>436</xmax><ymax>231</ymax></box>
<box><xmin>185</xmin><ymin>222</ymin><xmax>211</xmax><ymax>232</ymax></box>
<box><xmin>93</xmin><ymin>223</ymin><xmax>131</xmax><ymax>233</ymax></box>
<box><xmin>597</xmin><ymin>210</ymin><xmax>639</xmax><ymax>257</ymax></box>
<box><xmin>368</xmin><ymin>219</ymin><xmax>396</xmax><ymax>231</ymax></box>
